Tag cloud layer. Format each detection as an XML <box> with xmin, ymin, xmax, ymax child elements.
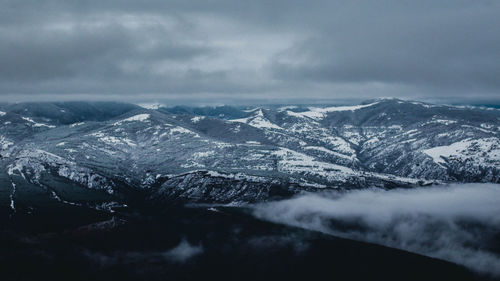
<box><xmin>1</xmin><ymin>1</ymin><xmax>499</xmax><ymax>103</ymax></box>
<box><xmin>253</xmin><ymin>184</ymin><xmax>500</xmax><ymax>276</ymax></box>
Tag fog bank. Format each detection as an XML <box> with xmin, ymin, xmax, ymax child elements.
<box><xmin>252</xmin><ymin>184</ymin><xmax>500</xmax><ymax>276</ymax></box>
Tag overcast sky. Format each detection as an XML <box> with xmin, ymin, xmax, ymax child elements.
<box><xmin>1</xmin><ymin>0</ymin><xmax>499</xmax><ymax>104</ymax></box>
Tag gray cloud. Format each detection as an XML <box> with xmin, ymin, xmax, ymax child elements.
<box><xmin>270</xmin><ymin>2</ymin><xmax>500</xmax><ymax>92</ymax></box>
<box><xmin>163</xmin><ymin>239</ymin><xmax>203</xmax><ymax>263</ymax></box>
<box><xmin>0</xmin><ymin>0</ymin><xmax>499</xmax><ymax>103</ymax></box>
<box><xmin>252</xmin><ymin>183</ymin><xmax>500</xmax><ymax>276</ymax></box>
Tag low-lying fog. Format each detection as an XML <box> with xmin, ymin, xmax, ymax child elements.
<box><xmin>252</xmin><ymin>184</ymin><xmax>500</xmax><ymax>276</ymax></box>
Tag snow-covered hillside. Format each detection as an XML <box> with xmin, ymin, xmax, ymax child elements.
<box><xmin>0</xmin><ymin>99</ymin><xmax>499</xmax><ymax>209</ymax></box>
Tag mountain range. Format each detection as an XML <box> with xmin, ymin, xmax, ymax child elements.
<box><xmin>1</xmin><ymin>98</ymin><xmax>499</xmax><ymax>213</ymax></box>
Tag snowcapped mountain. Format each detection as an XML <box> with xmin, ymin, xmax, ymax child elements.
<box><xmin>1</xmin><ymin>99</ymin><xmax>499</xmax><ymax>211</ymax></box>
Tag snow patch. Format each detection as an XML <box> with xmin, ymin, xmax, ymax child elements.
<box><xmin>91</xmin><ymin>132</ymin><xmax>136</xmax><ymax>147</ymax></box>
<box><xmin>137</xmin><ymin>102</ymin><xmax>165</xmax><ymax>109</ymax></box>
<box><xmin>230</xmin><ymin>109</ymin><xmax>282</xmax><ymax>130</ymax></box>
<box><xmin>21</xmin><ymin>116</ymin><xmax>56</xmax><ymax>128</ymax></box>
<box><xmin>0</xmin><ymin>135</ymin><xmax>13</xmax><ymax>150</ymax></box>
<box><xmin>9</xmin><ymin>181</ymin><xmax>16</xmax><ymax>212</ymax></box>
<box><xmin>69</xmin><ymin>122</ymin><xmax>85</xmax><ymax>127</ymax></box>
<box><xmin>277</xmin><ymin>105</ymin><xmax>298</xmax><ymax>111</ymax></box>
<box><xmin>113</xmin><ymin>114</ymin><xmax>150</xmax><ymax>125</ymax></box>
<box><xmin>289</xmin><ymin>102</ymin><xmax>379</xmax><ymax>120</ymax></box>
<box><xmin>191</xmin><ymin>116</ymin><xmax>205</xmax><ymax>123</ymax></box>
<box><xmin>169</xmin><ymin>126</ymin><xmax>200</xmax><ymax>137</ymax></box>
<box><xmin>423</xmin><ymin>138</ymin><xmax>500</xmax><ymax>167</ymax></box>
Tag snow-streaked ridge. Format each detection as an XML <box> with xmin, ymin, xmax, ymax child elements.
<box><xmin>288</xmin><ymin>102</ymin><xmax>379</xmax><ymax>120</ymax></box>
<box><xmin>230</xmin><ymin>109</ymin><xmax>282</xmax><ymax>130</ymax></box>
